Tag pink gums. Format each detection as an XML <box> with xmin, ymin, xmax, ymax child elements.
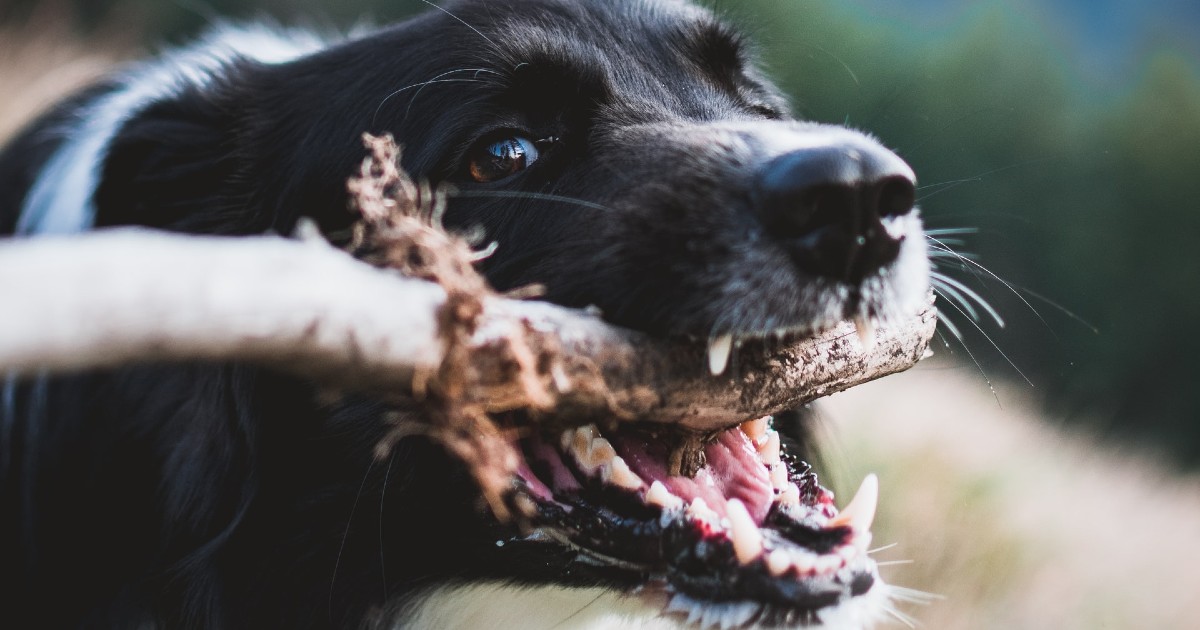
<box><xmin>616</xmin><ymin>428</ymin><xmax>774</xmax><ymax>523</ymax></box>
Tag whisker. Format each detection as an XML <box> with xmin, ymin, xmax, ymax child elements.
<box><xmin>867</xmin><ymin>542</ymin><xmax>900</xmax><ymax>554</ymax></box>
<box><xmin>932</xmin><ymin>274</ymin><xmax>981</xmax><ymax>324</ymax></box>
<box><xmin>926</xmin><ymin>234</ymin><xmax>1052</xmax><ymax>333</ymax></box>
<box><xmin>402</xmin><ymin>68</ymin><xmax>502</xmax><ymax>122</ymax></box>
<box><xmin>876</xmin><ymin>559</ymin><xmax>915</xmax><ymax>567</ymax></box>
<box><xmin>924</xmin><ymin>227</ymin><xmax>979</xmax><ymax>236</ymax></box>
<box><xmin>935</xmin><ymin>309</ymin><xmax>1003</xmax><ymax>406</ymax></box>
<box><xmin>418</xmin><ymin>0</ymin><xmax>501</xmax><ymax>49</ymax></box>
<box><xmin>940</xmin><ymin>295</ymin><xmax>1033</xmax><ymax>387</ymax></box>
<box><xmin>888</xmin><ymin>585</ymin><xmax>945</xmax><ymax>604</ymax></box>
<box><xmin>932</xmin><ymin>271</ymin><xmax>1005</xmax><ymax>327</ymax></box>
<box><xmin>915</xmin><ymin>157</ymin><xmax>1056</xmax><ymax>203</ymax></box>
<box><xmin>447</xmin><ymin>189</ymin><xmax>615</xmax><ymax>212</ymax></box>
<box><xmin>330</xmin><ymin>460</ymin><xmax>377</xmax><ymax>619</ymax></box>
<box><xmin>372</xmin><ymin>77</ymin><xmax>487</xmax><ymax>125</ymax></box>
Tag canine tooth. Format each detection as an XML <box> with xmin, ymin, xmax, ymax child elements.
<box><xmin>740</xmin><ymin>416</ymin><xmax>770</xmax><ymax>442</ymax></box>
<box><xmin>559</xmin><ymin>428</ymin><xmax>576</xmax><ymax>451</ymax></box>
<box><xmin>604</xmin><ymin>456</ymin><xmax>644</xmax><ymax>490</ymax></box>
<box><xmin>757</xmin><ymin>430</ymin><xmax>781</xmax><ymax>465</ymax></box>
<box><xmin>827</xmin><ymin>473</ymin><xmax>879</xmax><ymax>532</ymax></box>
<box><xmin>769</xmin><ymin>463</ymin><xmax>789</xmax><ymax>489</ymax></box>
<box><xmin>707</xmin><ymin>334</ymin><xmax>733</xmax><ymax>376</ymax></box>
<box><xmin>766</xmin><ymin>549</ymin><xmax>791</xmax><ymax>576</ymax></box>
<box><xmin>725</xmin><ymin>498</ymin><xmax>763</xmax><ymax>564</ymax></box>
<box><xmin>646</xmin><ymin>480</ymin><xmax>684</xmax><ymax>509</ymax></box>
<box><xmin>854</xmin><ymin>316</ymin><xmax>876</xmax><ymax>351</ymax></box>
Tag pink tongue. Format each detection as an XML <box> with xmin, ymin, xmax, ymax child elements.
<box><xmin>616</xmin><ymin>429</ymin><xmax>774</xmax><ymax>524</ymax></box>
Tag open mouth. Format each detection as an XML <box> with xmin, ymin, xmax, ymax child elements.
<box><xmin>508</xmin><ymin>415</ymin><xmax>880</xmax><ymax>628</ymax></box>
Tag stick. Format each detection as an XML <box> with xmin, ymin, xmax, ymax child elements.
<box><xmin>0</xmin><ymin>229</ymin><xmax>936</xmax><ymax>431</ymax></box>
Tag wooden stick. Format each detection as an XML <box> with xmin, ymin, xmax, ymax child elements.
<box><xmin>0</xmin><ymin>229</ymin><xmax>936</xmax><ymax>430</ymax></box>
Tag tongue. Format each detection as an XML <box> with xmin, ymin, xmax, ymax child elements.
<box><xmin>616</xmin><ymin>428</ymin><xmax>774</xmax><ymax>524</ymax></box>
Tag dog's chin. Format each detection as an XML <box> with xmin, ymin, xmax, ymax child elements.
<box><xmin>393</xmin><ymin>416</ymin><xmax>887</xmax><ymax>629</ymax></box>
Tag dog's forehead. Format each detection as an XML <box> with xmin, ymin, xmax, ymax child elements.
<box><xmin>441</xmin><ymin>0</ymin><xmax>759</xmax><ymax>118</ymax></box>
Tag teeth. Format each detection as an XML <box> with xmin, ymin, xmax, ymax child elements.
<box><xmin>769</xmin><ymin>463</ymin><xmax>789</xmax><ymax>490</ymax></box>
<box><xmin>757</xmin><ymin>430</ymin><xmax>781</xmax><ymax>465</ymax></box>
<box><xmin>766</xmin><ymin>549</ymin><xmax>791</xmax><ymax>576</ymax></box>
<box><xmin>602</xmin><ymin>455</ymin><xmax>644</xmax><ymax>490</ymax></box>
<box><xmin>559</xmin><ymin>428</ymin><xmax>576</xmax><ymax>451</ymax></box>
<box><xmin>815</xmin><ymin>555</ymin><xmax>844</xmax><ymax>575</ymax></box>
<box><xmin>827</xmin><ymin>473</ymin><xmax>879</xmax><ymax>533</ymax></box>
<box><xmin>646</xmin><ymin>480</ymin><xmax>684</xmax><ymax>510</ymax></box>
<box><xmin>687</xmin><ymin>497</ymin><xmax>721</xmax><ymax>526</ymax></box>
<box><xmin>777</xmin><ymin>482</ymin><xmax>801</xmax><ymax>506</ymax></box>
<box><xmin>724</xmin><ymin>499</ymin><xmax>763</xmax><ymax>564</ymax></box>
<box><xmin>789</xmin><ymin>549</ymin><xmax>816</xmax><ymax>574</ymax></box>
<box><xmin>854</xmin><ymin>316</ymin><xmax>876</xmax><ymax>351</ymax></box>
<box><xmin>584</xmin><ymin>437</ymin><xmax>616</xmax><ymax>471</ymax></box>
<box><xmin>707</xmin><ymin>334</ymin><xmax>733</xmax><ymax>375</ymax></box>
<box><xmin>740</xmin><ymin>416</ymin><xmax>770</xmax><ymax>442</ymax></box>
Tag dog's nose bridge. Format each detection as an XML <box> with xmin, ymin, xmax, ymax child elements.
<box><xmin>748</xmin><ymin>132</ymin><xmax>917</xmax><ymax>284</ymax></box>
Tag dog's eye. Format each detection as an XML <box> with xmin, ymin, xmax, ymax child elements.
<box><xmin>467</xmin><ymin>135</ymin><xmax>540</xmax><ymax>183</ymax></box>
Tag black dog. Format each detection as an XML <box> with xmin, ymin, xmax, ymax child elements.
<box><xmin>0</xmin><ymin>1</ymin><xmax>928</xmax><ymax>627</ymax></box>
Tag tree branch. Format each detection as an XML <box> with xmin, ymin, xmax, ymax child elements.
<box><xmin>0</xmin><ymin>229</ymin><xmax>936</xmax><ymax>431</ymax></box>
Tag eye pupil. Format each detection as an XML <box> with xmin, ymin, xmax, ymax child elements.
<box><xmin>469</xmin><ymin>135</ymin><xmax>540</xmax><ymax>183</ymax></box>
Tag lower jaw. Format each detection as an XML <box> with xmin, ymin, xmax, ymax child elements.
<box><xmin>503</xmin><ymin>415</ymin><xmax>883</xmax><ymax>626</ymax></box>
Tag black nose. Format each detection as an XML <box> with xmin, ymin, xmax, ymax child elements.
<box><xmin>754</xmin><ymin>144</ymin><xmax>916</xmax><ymax>283</ymax></box>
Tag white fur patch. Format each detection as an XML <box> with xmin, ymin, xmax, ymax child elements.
<box><xmin>390</xmin><ymin>579</ymin><xmax>893</xmax><ymax>629</ymax></box>
<box><xmin>16</xmin><ymin>24</ymin><xmax>328</xmax><ymax>236</ymax></box>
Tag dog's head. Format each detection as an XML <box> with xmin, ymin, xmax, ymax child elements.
<box><xmin>326</xmin><ymin>0</ymin><xmax>928</xmax><ymax>626</ymax></box>
<box><xmin>70</xmin><ymin>0</ymin><xmax>929</xmax><ymax>626</ymax></box>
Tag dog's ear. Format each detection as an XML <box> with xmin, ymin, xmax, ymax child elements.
<box><xmin>93</xmin><ymin>88</ymin><xmax>252</xmax><ymax>233</ymax></box>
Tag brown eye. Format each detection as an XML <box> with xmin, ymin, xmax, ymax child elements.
<box><xmin>467</xmin><ymin>135</ymin><xmax>540</xmax><ymax>183</ymax></box>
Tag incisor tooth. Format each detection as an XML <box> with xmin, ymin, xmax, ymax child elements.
<box><xmin>758</xmin><ymin>430</ymin><xmax>781</xmax><ymax>464</ymax></box>
<box><xmin>766</xmin><ymin>549</ymin><xmax>791</xmax><ymax>576</ymax></box>
<box><xmin>777</xmin><ymin>483</ymin><xmax>801</xmax><ymax>505</ymax></box>
<box><xmin>604</xmin><ymin>455</ymin><xmax>644</xmax><ymax>490</ymax></box>
<box><xmin>707</xmin><ymin>334</ymin><xmax>733</xmax><ymax>375</ymax></box>
<box><xmin>725</xmin><ymin>499</ymin><xmax>763</xmax><ymax>564</ymax></box>
<box><xmin>646</xmin><ymin>480</ymin><xmax>684</xmax><ymax>509</ymax></box>
<box><xmin>790</xmin><ymin>549</ymin><xmax>816</xmax><ymax>574</ymax></box>
<box><xmin>688</xmin><ymin>497</ymin><xmax>720</xmax><ymax>525</ymax></box>
<box><xmin>769</xmin><ymin>463</ymin><xmax>789</xmax><ymax>489</ymax></box>
<box><xmin>559</xmin><ymin>428</ymin><xmax>576</xmax><ymax>451</ymax></box>
<box><xmin>740</xmin><ymin>417</ymin><xmax>770</xmax><ymax>442</ymax></box>
<box><xmin>827</xmin><ymin>473</ymin><xmax>879</xmax><ymax>532</ymax></box>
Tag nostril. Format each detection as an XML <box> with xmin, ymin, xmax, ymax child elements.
<box><xmin>753</xmin><ymin>142</ymin><xmax>916</xmax><ymax>282</ymax></box>
<box><xmin>876</xmin><ymin>176</ymin><xmax>916</xmax><ymax>218</ymax></box>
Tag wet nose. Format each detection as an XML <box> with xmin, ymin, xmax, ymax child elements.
<box><xmin>754</xmin><ymin>143</ymin><xmax>916</xmax><ymax>283</ymax></box>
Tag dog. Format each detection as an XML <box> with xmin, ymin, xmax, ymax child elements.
<box><xmin>0</xmin><ymin>0</ymin><xmax>929</xmax><ymax>627</ymax></box>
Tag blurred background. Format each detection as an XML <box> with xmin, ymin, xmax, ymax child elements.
<box><xmin>2</xmin><ymin>0</ymin><xmax>1198</xmax><ymax>627</ymax></box>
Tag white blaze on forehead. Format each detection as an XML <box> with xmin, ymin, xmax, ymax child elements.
<box><xmin>17</xmin><ymin>24</ymin><xmax>328</xmax><ymax>236</ymax></box>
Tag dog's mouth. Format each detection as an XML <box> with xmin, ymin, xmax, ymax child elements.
<box><xmin>508</xmin><ymin>416</ymin><xmax>878</xmax><ymax>627</ymax></box>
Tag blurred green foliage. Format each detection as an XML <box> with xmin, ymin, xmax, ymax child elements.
<box><xmin>4</xmin><ymin>0</ymin><xmax>1199</xmax><ymax>464</ymax></box>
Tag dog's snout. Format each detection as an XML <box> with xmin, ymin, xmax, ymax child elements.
<box><xmin>754</xmin><ymin>143</ymin><xmax>916</xmax><ymax>283</ymax></box>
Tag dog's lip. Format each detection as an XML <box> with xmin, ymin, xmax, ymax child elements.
<box><xmin>508</xmin><ymin>417</ymin><xmax>880</xmax><ymax>622</ymax></box>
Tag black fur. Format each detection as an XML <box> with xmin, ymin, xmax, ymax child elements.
<box><xmin>0</xmin><ymin>1</ymin><xmax>925</xmax><ymax>627</ymax></box>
